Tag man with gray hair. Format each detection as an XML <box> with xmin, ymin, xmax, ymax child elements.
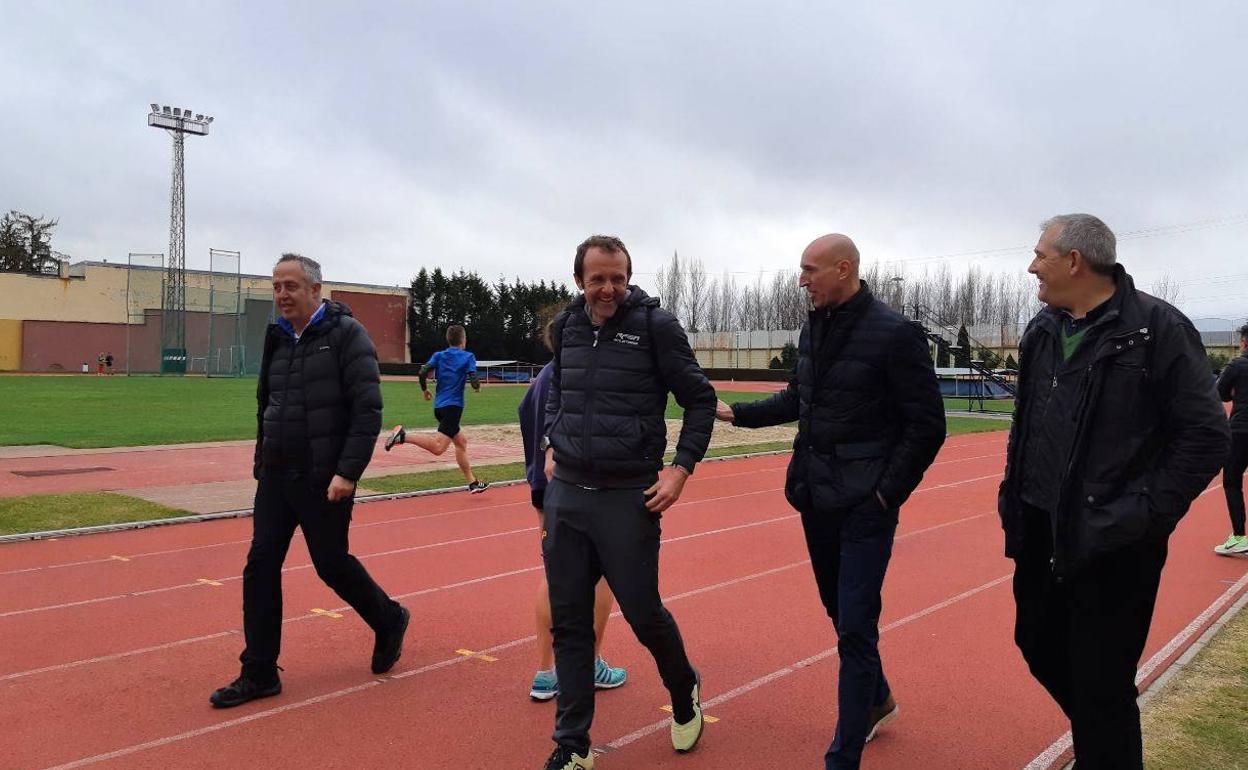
<box><xmin>210</xmin><ymin>253</ymin><xmax>410</xmax><ymax>708</ymax></box>
<box><xmin>999</xmin><ymin>215</ymin><xmax>1227</xmax><ymax>767</ymax></box>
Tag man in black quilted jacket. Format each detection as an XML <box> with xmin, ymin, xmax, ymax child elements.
<box><xmin>209</xmin><ymin>253</ymin><xmax>409</xmax><ymax>709</ymax></box>
<box><xmin>717</xmin><ymin>234</ymin><xmax>946</xmax><ymax>770</ymax></box>
<box><xmin>539</xmin><ymin>235</ymin><xmax>716</xmax><ymax>770</ymax></box>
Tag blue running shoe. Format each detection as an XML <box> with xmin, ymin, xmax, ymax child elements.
<box><xmin>594</xmin><ymin>657</ymin><xmax>627</xmax><ymax>690</ymax></box>
<box><xmin>530</xmin><ymin>669</ymin><xmax>558</xmax><ymax>701</ymax></box>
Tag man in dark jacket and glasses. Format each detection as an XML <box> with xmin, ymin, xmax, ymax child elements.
<box><xmin>539</xmin><ymin>235</ymin><xmax>716</xmax><ymax>770</ymax></box>
<box><xmin>717</xmin><ymin>233</ymin><xmax>946</xmax><ymax>770</ymax></box>
<box><xmin>1000</xmin><ymin>214</ymin><xmax>1227</xmax><ymax>768</ymax></box>
<box><xmin>209</xmin><ymin>253</ymin><xmax>410</xmax><ymax>708</ymax></box>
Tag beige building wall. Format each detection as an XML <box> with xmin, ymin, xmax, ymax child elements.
<box><xmin>0</xmin><ymin>262</ymin><xmax>407</xmax><ymax>324</ymax></box>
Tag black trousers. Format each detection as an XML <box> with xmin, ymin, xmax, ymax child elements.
<box><xmin>542</xmin><ymin>478</ymin><xmax>697</xmax><ymax>755</ymax></box>
<box><xmin>1013</xmin><ymin>507</ymin><xmax>1167</xmax><ymax>770</ymax></box>
<box><xmin>1224</xmin><ymin>432</ymin><xmax>1248</xmax><ymax>536</ymax></box>
<box><xmin>240</xmin><ymin>475</ymin><xmax>402</xmax><ymax>674</ymax></box>
<box><xmin>800</xmin><ymin>499</ymin><xmax>897</xmax><ymax>770</ymax></box>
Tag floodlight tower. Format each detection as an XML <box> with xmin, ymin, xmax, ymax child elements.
<box><xmin>147</xmin><ymin>103</ymin><xmax>213</xmax><ymax>373</ymax></box>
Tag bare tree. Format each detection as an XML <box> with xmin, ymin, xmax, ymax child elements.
<box><xmin>1150</xmin><ymin>272</ymin><xmax>1183</xmax><ymax>307</ymax></box>
<box><xmin>654</xmin><ymin>250</ymin><xmax>686</xmax><ymax>324</ymax></box>
<box><xmin>684</xmin><ymin>256</ymin><xmax>710</xmax><ymax>332</ymax></box>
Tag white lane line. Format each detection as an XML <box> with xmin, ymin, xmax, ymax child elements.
<box><xmin>2</xmin><ymin>438</ymin><xmax>999</xmax><ymax>577</ymax></box>
<box><xmin>38</xmin><ymin>513</ymin><xmax>995</xmax><ymax>769</ymax></box>
<box><xmin>3</xmin><ymin>468</ymin><xmax>1002</xmax><ymax>619</ymax></box>
<box><xmin>597</xmin><ymin>573</ymin><xmax>1013</xmax><ymax>754</ymax></box>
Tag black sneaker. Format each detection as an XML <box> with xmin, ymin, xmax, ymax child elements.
<box><xmin>372</xmin><ymin>605</ymin><xmax>411</xmax><ymax>674</ymax></box>
<box><xmin>209</xmin><ymin>671</ymin><xmax>281</xmax><ymax>709</ymax></box>
<box><xmin>543</xmin><ymin>745</ymin><xmax>594</xmax><ymax>770</ymax></box>
<box><xmin>865</xmin><ymin>694</ymin><xmax>898</xmax><ymax>743</ymax></box>
<box><xmin>468</xmin><ymin>479</ymin><xmax>490</xmax><ymax>494</ymax></box>
<box><xmin>384</xmin><ymin>425</ymin><xmax>406</xmax><ymax>452</ymax></box>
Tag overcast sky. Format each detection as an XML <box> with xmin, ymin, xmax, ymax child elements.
<box><xmin>3</xmin><ymin>1</ymin><xmax>1247</xmax><ymax>321</ymax></box>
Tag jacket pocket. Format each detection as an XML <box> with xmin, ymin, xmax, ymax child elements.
<box><xmin>1070</xmin><ymin>478</ymin><xmax>1151</xmax><ymax>568</ymax></box>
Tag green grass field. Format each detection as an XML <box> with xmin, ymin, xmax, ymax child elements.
<box><xmin>943</xmin><ymin>396</ymin><xmax>1015</xmax><ymax>413</ymax></box>
<box><xmin>1142</xmin><ymin>603</ymin><xmax>1248</xmax><ymax>768</ymax></box>
<box><xmin>0</xmin><ymin>376</ymin><xmax>770</xmax><ymax>449</ymax></box>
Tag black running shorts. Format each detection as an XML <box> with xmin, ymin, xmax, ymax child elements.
<box><xmin>434</xmin><ymin>406</ymin><xmax>463</xmax><ymax>439</ymax></box>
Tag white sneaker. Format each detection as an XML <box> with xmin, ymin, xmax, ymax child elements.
<box><xmin>1214</xmin><ymin>534</ymin><xmax>1248</xmax><ymax>555</ymax></box>
<box><xmin>670</xmin><ymin>674</ymin><xmax>704</xmax><ymax>753</ymax></box>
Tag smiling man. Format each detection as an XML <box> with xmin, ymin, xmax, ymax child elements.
<box><xmin>1000</xmin><ymin>214</ymin><xmax>1227</xmax><ymax>768</ymax></box>
<box><xmin>539</xmin><ymin>235</ymin><xmax>715</xmax><ymax>770</ymax></box>
<box><xmin>209</xmin><ymin>253</ymin><xmax>410</xmax><ymax>708</ymax></box>
<box><xmin>716</xmin><ymin>233</ymin><xmax>945</xmax><ymax>769</ymax></box>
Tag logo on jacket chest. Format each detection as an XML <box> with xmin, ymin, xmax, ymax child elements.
<box><xmin>612</xmin><ymin>332</ymin><xmax>642</xmax><ymax>347</ymax></box>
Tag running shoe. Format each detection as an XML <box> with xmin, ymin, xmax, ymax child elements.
<box><xmin>209</xmin><ymin>670</ymin><xmax>281</xmax><ymax>709</ymax></box>
<box><xmin>530</xmin><ymin>669</ymin><xmax>558</xmax><ymax>701</ymax></box>
<box><xmin>594</xmin><ymin>657</ymin><xmax>627</xmax><ymax>689</ymax></box>
<box><xmin>1214</xmin><ymin>534</ymin><xmax>1248</xmax><ymax>555</ymax></box>
<box><xmin>866</xmin><ymin>694</ymin><xmax>899</xmax><ymax>743</ymax></box>
<box><xmin>670</xmin><ymin>671</ymin><xmax>704</xmax><ymax>753</ymax></box>
<box><xmin>543</xmin><ymin>746</ymin><xmax>593</xmax><ymax>770</ymax></box>
<box><xmin>468</xmin><ymin>479</ymin><xmax>490</xmax><ymax>494</ymax></box>
<box><xmin>384</xmin><ymin>425</ymin><xmax>405</xmax><ymax>452</ymax></box>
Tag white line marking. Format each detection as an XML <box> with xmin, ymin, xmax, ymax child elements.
<box><xmin>1</xmin><ymin>440</ymin><xmax>999</xmax><ymax>577</ymax></box>
<box><xmin>598</xmin><ymin>574</ymin><xmax>1012</xmax><ymax>753</ymax></box>
<box><xmin>3</xmin><ymin>469</ymin><xmax>1001</xmax><ymax>618</ymax></box>
<box><xmin>38</xmin><ymin>513</ymin><xmax>995</xmax><ymax>769</ymax></box>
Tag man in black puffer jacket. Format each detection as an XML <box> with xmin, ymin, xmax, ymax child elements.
<box><xmin>538</xmin><ymin>235</ymin><xmax>715</xmax><ymax>770</ymax></box>
<box><xmin>719</xmin><ymin>234</ymin><xmax>946</xmax><ymax>770</ymax></box>
<box><xmin>1000</xmin><ymin>214</ymin><xmax>1227</xmax><ymax>768</ymax></box>
<box><xmin>210</xmin><ymin>253</ymin><xmax>409</xmax><ymax>709</ymax></box>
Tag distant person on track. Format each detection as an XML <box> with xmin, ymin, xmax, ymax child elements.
<box><xmin>999</xmin><ymin>214</ymin><xmax>1227</xmax><ymax>767</ymax></box>
<box><xmin>1215</xmin><ymin>322</ymin><xmax>1248</xmax><ymax>555</ymax></box>
<box><xmin>518</xmin><ymin>314</ymin><xmax>626</xmax><ymax>703</ymax></box>
<box><xmin>105</xmin><ymin>352</ymin><xmax>115</xmax><ymax>375</ymax></box>
<box><xmin>209</xmin><ymin>253</ymin><xmax>410</xmax><ymax>709</ymax></box>
<box><xmin>539</xmin><ymin>235</ymin><xmax>716</xmax><ymax>770</ymax></box>
<box><xmin>716</xmin><ymin>233</ymin><xmax>946</xmax><ymax>770</ymax></box>
<box><xmin>384</xmin><ymin>324</ymin><xmax>489</xmax><ymax>494</ymax></box>
<box><xmin>96</xmin><ymin>352</ymin><xmax>105</xmax><ymax>375</ymax></box>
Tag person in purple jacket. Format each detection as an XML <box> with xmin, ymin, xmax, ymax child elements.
<box><xmin>519</xmin><ymin>317</ymin><xmax>627</xmax><ymax>702</ymax></box>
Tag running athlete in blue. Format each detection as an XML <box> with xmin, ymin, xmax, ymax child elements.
<box><xmin>385</xmin><ymin>325</ymin><xmax>489</xmax><ymax>493</ymax></box>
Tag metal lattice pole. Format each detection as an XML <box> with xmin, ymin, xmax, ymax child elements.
<box><xmin>162</xmin><ymin>130</ymin><xmax>186</xmax><ymax>363</ymax></box>
<box><xmin>148</xmin><ymin>104</ymin><xmax>212</xmax><ymax>374</ymax></box>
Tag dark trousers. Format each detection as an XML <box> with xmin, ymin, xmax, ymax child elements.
<box><xmin>800</xmin><ymin>499</ymin><xmax>897</xmax><ymax>770</ymax></box>
<box><xmin>542</xmin><ymin>478</ymin><xmax>697</xmax><ymax>755</ymax></box>
<box><xmin>1225</xmin><ymin>432</ymin><xmax>1248</xmax><ymax>536</ymax></box>
<box><xmin>1013</xmin><ymin>507</ymin><xmax>1168</xmax><ymax>770</ymax></box>
<box><xmin>240</xmin><ymin>475</ymin><xmax>402</xmax><ymax>675</ymax></box>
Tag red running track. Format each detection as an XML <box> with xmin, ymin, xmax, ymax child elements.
<box><xmin>1</xmin><ymin>431</ymin><xmax>1245</xmax><ymax>770</ymax></box>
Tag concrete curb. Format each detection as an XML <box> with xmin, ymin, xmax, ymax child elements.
<box><xmin>0</xmin><ymin>448</ymin><xmax>793</xmax><ymax>543</ymax></box>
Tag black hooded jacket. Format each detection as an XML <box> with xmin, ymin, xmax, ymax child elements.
<box><xmin>254</xmin><ymin>300</ymin><xmax>383</xmax><ymax>485</ymax></box>
<box><xmin>544</xmin><ymin>286</ymin><xmax>716</xmax><ymax>488</ymax></box>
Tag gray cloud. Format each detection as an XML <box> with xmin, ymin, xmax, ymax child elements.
<box><xmin>3</xmin><ymin>1</ymin><xmax>1247</xmax><ymax>318</ymax></box>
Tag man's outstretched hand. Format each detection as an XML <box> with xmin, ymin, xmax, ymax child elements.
<box><xmin>715</xmin><ymin>399</ymin><xmax>735</xmax><ymax>423</ymax></box>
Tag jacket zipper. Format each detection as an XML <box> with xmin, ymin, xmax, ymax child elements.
<box><xmin>1049</xmin><ymin>322</ymin><xmax>1148</xmax><ymax>580</ymax></box>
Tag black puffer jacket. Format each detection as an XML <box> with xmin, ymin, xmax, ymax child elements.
<box><xmin>254</xmin><ymin>300</ymin><xmax>383</xmax><ymax>485</ymax></box>
<box><xmin>732</xmin><ymin>284</ymin><xmax>946</xmax><ymax>512</ymax></box>
<box><xmin>1217</xmin><ymin>352</ymin><xmax>1248</xmax><ymax>433</ymax></box>
<box><xmin>544</xmin><ymin>286</ymin><xmax>716</xmax><ymax>488</ymax></box>
<box><xmin>998</xmin><ymin>266</ymin><xmax>1229</xmax><ymax>574</ymax></box>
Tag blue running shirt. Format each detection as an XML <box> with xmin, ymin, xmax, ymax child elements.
<box><xmin>427</xmin><ymin>347</ymin><xmax>477</xmax><ymax>408</ymax></box>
